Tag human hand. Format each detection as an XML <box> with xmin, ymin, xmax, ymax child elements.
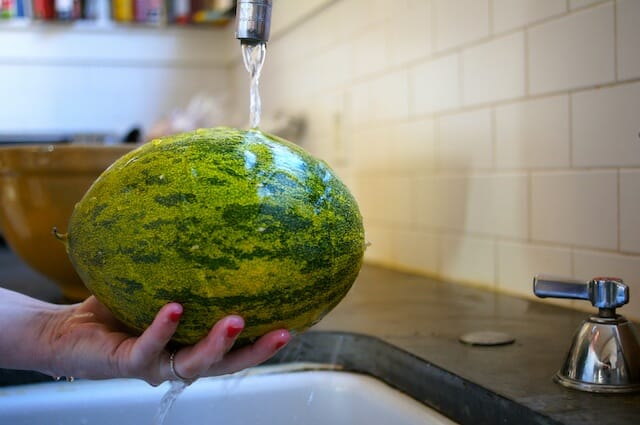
<box><xmin>42</xmin><ymin>296</ymin><xmax>290</xmax><ymax>385</ymax></box>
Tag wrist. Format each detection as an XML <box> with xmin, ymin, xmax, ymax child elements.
<box><xmin>0</xmin><ymin>288</ymin><xmax>68</xmax><ymax>376</ymax></box>
<box><xmin>31</xmin><ymin>305</ymin><xmax>70</xmax><ymax>377</ymax></box>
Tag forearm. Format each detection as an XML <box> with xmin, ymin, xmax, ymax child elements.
<box><xmin>0</xmin><ymin>287</ymin><xmax>290</xmax><ymax>384</ymax></box>
<box><xmin>0</xmin><ymin>287</ymin><xmax>66</xmax><ymax>375</ymax></box>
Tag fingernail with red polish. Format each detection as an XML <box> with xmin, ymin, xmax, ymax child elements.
<box><xmin>227</xmin><ymin>325</ymin><xmax>244</xmax><ymax>338</ymax></box>
<box><xmin>169</xmin><ymin>310</ymin><xmax>182</xmax><ymax>323</ymax></box>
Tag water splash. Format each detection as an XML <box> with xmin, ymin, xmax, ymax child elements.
<box><xmin>241</xmin><ymin>42</ymin><xmax>266</xmax><ymax>129</ymax></box>
<box><xmin>222</xmin><ymin>368</ymin><xmax>251</xmax><ymax>394</ymax></box>
<box><xmin>329</xmin><ymin>335</ymin><xmax>345</xmax><ymax>367</ymax></box>
<box><xmin>152</xmin><ymin>380</ymin><xmax>190</xmax><ymax>425</ymax></box>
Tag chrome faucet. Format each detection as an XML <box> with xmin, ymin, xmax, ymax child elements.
<box><xmin>534</xmin><ymin>275</ymin><xmax>640</xmax><ymax>393</ymax></box>
<box><xmin>235</xmin><ymin>0</ymin><xmax>272</xmax><ymax>45</ymax></box>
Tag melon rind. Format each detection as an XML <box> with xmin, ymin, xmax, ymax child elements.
<box><xmin>67</xmin><ymin>127</ymin><xmax>365</xmax><ymax>345</ymax></box>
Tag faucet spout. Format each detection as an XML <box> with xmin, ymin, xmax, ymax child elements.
<box><xmin>235</xmin><ymin>0</ymin><xmax>273</xmax><ymax>45</ymax></box>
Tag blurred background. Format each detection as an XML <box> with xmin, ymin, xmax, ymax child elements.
<box><xmin>1</xmin><ymin>0</ymin><xmax>639</xmax><ymax>320</ymax></box>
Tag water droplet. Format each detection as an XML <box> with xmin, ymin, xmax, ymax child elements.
<box><xmin>244</xmin><ymin>150</ymin><xmax>257</xmax><ymax>170</ymax></box>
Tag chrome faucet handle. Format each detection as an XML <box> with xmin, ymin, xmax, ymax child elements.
<box><xmin>533</xmin><ymin>275</ymin><xmax>628</xmax><ymax>313</ymax></box>
<box><xmin>533</xmin><ymin>274</ymin><xmax>640</xmax><ymax>393</ymax></box>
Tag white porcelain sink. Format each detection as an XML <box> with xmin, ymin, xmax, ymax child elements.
<box><xmin>0</xmin><ymin>365</ymin><xmax>456</xmax><ymax>425</ymax></box>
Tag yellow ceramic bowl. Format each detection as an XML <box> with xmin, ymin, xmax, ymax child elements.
<box><xmin>0</xmin><ymin>144</ymin><xmax>134</xmax><ymax>302</ymax></box>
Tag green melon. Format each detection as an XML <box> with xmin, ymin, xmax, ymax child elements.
<box><xmin>66</xmin><ymin>127</ymin><xmax>365</xmax><ymax>345</ymax></box>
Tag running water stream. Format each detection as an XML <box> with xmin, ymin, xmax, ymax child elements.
<box><xmin>241</xmin><ymin>42</ymin><xmax>267</xmax><ymax>129</ymax></box>
<box><xmin>152</xmin><ymin>40</ymin><xmax>268</xmax><ymax>425</ymax></box>
<box><xmin>152</xmin><ymin>380</ymin><xmax>190</xmax><ymax>425</ymax></box>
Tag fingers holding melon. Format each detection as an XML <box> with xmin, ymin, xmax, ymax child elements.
<box><xmin>202</xmin><ymin>328</ymin><xmax>291</xmax><ymax>377</ymax></box>
<box><xmin>149</xmin><ymin>311</ymin><xmax>290</xmax><ymax>383</ymax></box>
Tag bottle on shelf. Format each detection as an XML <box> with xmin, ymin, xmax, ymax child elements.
<box><xmin>33</xmin><ymin>0</ymin><xmax>56</xmax><ymax>20</ymax></box>
<box><xmin>112</xmin><ymin>0</ymin><xmax>133</xmax><ymax>22</ymax></box>
<box><xmin>55</xmin><ymin>0</ymin><xmax>81</xmax><ymax>20</ymax></box>
<box><xmin>1</xmin><ymin>0</ymin><xmax>14</xmax><ymax>18</ymax></box>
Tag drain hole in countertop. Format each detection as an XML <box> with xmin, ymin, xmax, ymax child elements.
<box><xmin>459</xmin><ymin>331</ymin><xmax>515</xmax><ymax>346</ymax></box>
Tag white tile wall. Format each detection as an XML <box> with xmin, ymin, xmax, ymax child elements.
<box><xmin>495</xmin><ymin>95</ymin><xmax>570</xmax><ymax>169</ymax></box>
<box><xmin>492</xmin><ymin>0</ymin><xmax>567</xmax><ymax>33</ymax></box>
<box><xmin>269</xmin><ymin>0</ymin><xmax>333</xmax><ymax>39</ymax></box>
<box><xmin>572</xmin><ymin>81</ymin><xmax>640</xmax><ymax>167</ymax></box>
<box><xmin>462</xmin><ymin>175</ymin><xmax>494</xmax><ymax>235</ymax></box>
<box><xmin>307</xmin><ymin>44</ymin><xmax>353</xmax><ymax>95</ymax></box>
<box><xmin>531</xmin><ymin>171</ymin><xmax>618</xmax><ymax>250</ymax></box>
<box><xmin>351</xmin><ymin>26</ymin><xmax>390</xmax><ymax>80</ymax></box>
<box><xmin>388</xmin><ymin>228</ymin><xmax>439</xmax><ymax>275</ymax></box>
<box><xmin>440</xmin><ymin>234</ymin><xmax>495</xmax><ymax>286</ymax></box>
<box><xmin>569</xmin><ymin>0</ymin><xmax>607</xmax><ymax>10</ymax></box>
<box><xmin>350</xmin><ymin>125</ymin><xmax>390</xmax><ymax>173</ymax></box>
<box><xmin>617</xmin><ymin>0</ymin><xmax>640</xmax><ymax>80</ymax></box>
<box><xmin>361</xmin><ymin>223</ymin><xmax>394</xmax><ymax>265</ymax></box>
<box><xmin>497</xmin><ymin>241</ymin><xmax>574</xmax><ymax>307</ymax></box>
<box><xmin>349</xmin><ymin>71</ymin><xmax>410</xmax><ymax>127</ymax></box>
<box><xmin>620</xmin><ymin>170</ymin><xmax>640</xmax><ymax>254</ymax></box>
<box><xmin>414</xmin><ymin>175</ymin><xmax>438</xmax><ymax>229</ymax></box>
<box><xmin>354</xmin><ymin>173</ymin><xmax>414</xmax><ymax>226</ymax></box>
<box><xmin>299</xmin><ymin>90</ymin><xmax>346</xmax><ymax>157</ymax></box>
<box><xmin>486</xmin><ymin>173</ymin><xmax>529</xmax><ymax>239</ymax></box>
<box><xmin>437</xmin><ymin>108</ymin><xmax>493</xmax><ymax>169</ymax></box>
<box><xmin>433</xmin><ymin>0</ymin><xmax>490</xmax><ymax>52</ymax></box>
<box><xmin>527</xmin><ymin>2</ymin><xmax>615</xmax><ymax>94</ymax></box>
<box><xmin>387</xmin><ymin>0</ymin><xmax>433</xmax><ymax>66</ymax></box>
<box><xmin>462</xmin><ymin>32</ymin><xmax>525</xmax><ymax>106</ymax></box>
<box><xmin>410</xmin><ymin>54</ymin><xmax>461</xmax><ymax>116</ymax></box>
<box><xmin>431</xmin><ymin>175</ymin><xmax>469</xmax><ymax>231</ymax></box>
<box><xmin>386</xmin><ymin>118</ymin><xmax>436</xmax><ymax>173</ymax></box>
<box><xmin>250</xmin><ymin>0</ymin><xmax>640</xmax><ymax>322</ymax></box>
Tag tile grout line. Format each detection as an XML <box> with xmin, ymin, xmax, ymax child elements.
<box><xmin>613</xmin><ymin>0</ymin><xmax>619</xmax><ymax>81</ymax></box>
<box><xmin>458</xmin><ymin>47</ymin><xmax>465</xmax><ymax>110</ymax></box>
<box><xmin>524</xmin><ymin>26</ymin><xmax>530</xmax><ymax>97</ymax></box>
<box><xmin>488</xmin><ymin>0</ymin><xmax>494</xmax><ymax>35</ymax></box>
<box><xmin>568</xmin><ymin>91</ymin><xmax>574</xmax><ymax>169</ymax></box>
<box><xmin>494</xmin><ymin>235</ymin><xmax>500</xmax><ymax>291</ymax></box>
<box><xmin>528</xmin><ymin>171</ymin><xmax>534</xmax><ymax>244</ymax></box>
<box><xmin>397</xmin><ymin>77</ymin><xmax>640</xmax><ymax>126</ymax></box>
<box><xmin>617</xmin><ymin>169</ymin><xmax>622</xmax><ymax>253</ymax></box>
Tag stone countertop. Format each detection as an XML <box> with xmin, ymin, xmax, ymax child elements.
<box><xmin>1</xmin><ymin>246</ymin><xmax>639</xmax><ymax>423</ymax></box>
<box><xmin>313</xmin><ymin>265</ymin><xmax>640</xmax><ymax>425</ymax></box>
